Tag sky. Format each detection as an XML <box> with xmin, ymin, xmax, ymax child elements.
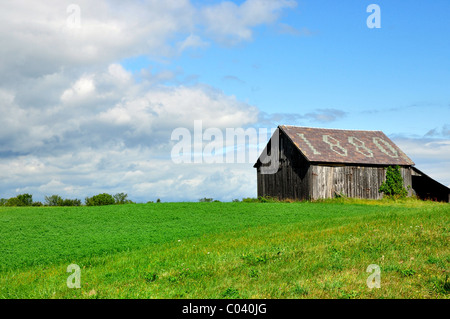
<box><xmin>0</xmin><ymin>0</ymin><xmax>449</xmax><ymax>203</ymax></box>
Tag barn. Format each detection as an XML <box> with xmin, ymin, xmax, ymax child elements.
<box><xmin>254</xmin><ymin>125</ymin><xmax>450</xmax><ymax>202</ymax></box>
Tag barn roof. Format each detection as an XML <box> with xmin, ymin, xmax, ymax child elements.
<box><xmin>279</xmin><ymin>125</ymin><xmax>415</xmax><ymax>166</ymax></box>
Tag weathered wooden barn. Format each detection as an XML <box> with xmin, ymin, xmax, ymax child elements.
<box><xmin>254</xmin><ymin>125</ymin><xmax>450</xmax><ymax>202</ymax></box>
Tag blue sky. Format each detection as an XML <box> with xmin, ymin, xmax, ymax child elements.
<box><xmin>0</xmin><ymin>0</ymin><xmax>449</xmax><ymax>202</ymax></box>
<box><xmin>122</xmin><ymin>0</ymin><xmax>450</xmax><ymax>135</ymax></box>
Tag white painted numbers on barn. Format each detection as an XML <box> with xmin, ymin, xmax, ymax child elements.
<box><xmin>298</xmin><ymin>133</ymin><xmax>399</xmax><ymax>158</ymax></box>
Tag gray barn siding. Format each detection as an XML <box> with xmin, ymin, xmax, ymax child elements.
<box><xmin>309</xmin><ymin>165</ymin><xmax>413</xmax><ymax>200</ymax></box>
<box><xmin>257</xmin><ymin>130</ymin><xmax>311</xmax><ymax>200</ymax></box>
<box><xmin>257</xmin><ymin>161</ymin><xmax>413</xmax><ymax>201</ymax></box>
<box><xmin>256</xmin><ymin>128</ymin><xmax>414</xmax><ymax>201</ymax></box>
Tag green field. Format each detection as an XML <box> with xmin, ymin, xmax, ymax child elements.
<box><xmin>0</xmin><ymin>199</ymin><xmax>449</xmax><ymax>299</ymax></box>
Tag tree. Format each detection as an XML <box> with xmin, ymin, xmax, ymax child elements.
<box><xmin>379</xmin><ymin>165</ymin><xmax>408</xmax><ymax>198</ymax></box>
<box><xmin>114</xmin><ymin>193</ymin><xmax>130</xmax><ymax>205</ymax></box>
<box><xmin>17</xmin><ymin>194</ymin><xmax>33</xmax><ymax>206</ymax></box>
<box><xmin>45</xmin><ymin>195</ymin><xmax>63</xmax><ymax>206</ymax></box>
<box><xmin>5</xmin><ymin>197</ymin><xmax>24</xmax><ymax>206</ymax></box>
<box><xmin>5</xmin><ymin>194</ymin><xmax>33</xmax><ymax>206</ymax></box>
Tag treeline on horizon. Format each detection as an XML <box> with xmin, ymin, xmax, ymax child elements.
<box><xmin>0</xmin><ymin>193</ymin><xmax>300</xmax><ymax>207</ymax></box>
<box><xmin>0</xmin><ymin>193</ymin><xmax>137</xmax><ymax>207</ymax></box>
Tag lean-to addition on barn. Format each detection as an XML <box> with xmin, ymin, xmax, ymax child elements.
<box><xmin>254</xmin><ymin>125</ymin><xmax>450</xmax><ymax>202</ymax></box>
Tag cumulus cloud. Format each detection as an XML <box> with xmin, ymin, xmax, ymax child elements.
<box><xmin>1</xmin><ymin>0</ymin><xmax>297</xmax><ymax>82</ymax></box>
<box><xmin>2</xmin><ymin>0</ymin><xmax>301</xmax><ymax>202</ymax></box>
<box><xmin>0</xmin><ymin>57</ymin><xmax>261</xmax><ymax>201</ymax></box>
<box><xmin>393</xmin><ymin>136</ymin><xmax>450</xmax><ymax>187</ymax></box>
<box><xmin>1</xmin><ymin>62</ymin><xmax>259</xmax><ymax>151</ymax></box>
<box><xmin>177</xmin><ymin>34</ymin><xmax>210</xmax><ymax>53</ymax></box>
<box><xmin>394</xmin><ymin>138</ymin><xmax>450</xmax><ymax>162</ymax></box>
<box><xmin>201</xmin><ymin>0</ymin><xmax>297</xmax><ymax>45</ymax></box>
<box><xmin>0</xmin><ymin>0</ymin><xmax>196</xmax><ymax>80</ymax></box>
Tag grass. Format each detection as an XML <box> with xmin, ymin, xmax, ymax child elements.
<box><xmin>0</xmin><ymin>199</ymin><xmax>448</xmax><ymax>299</ymax></box>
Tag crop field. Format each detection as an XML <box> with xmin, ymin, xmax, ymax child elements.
<box><xmin>0</xmin><ymin>199</ymin><xmax>449</xmax><ymax>299</ymax></box>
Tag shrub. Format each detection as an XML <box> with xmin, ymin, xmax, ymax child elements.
<box><xmin>0</xmin><ymin>198</ymin><xmax>6</xmax><ymax>206</ymax></box>
<box><xmin>379</xmin><ymin>165</ymin><xmax>408</xmax><ymax>198</ymax></box>
<box><xmin>61</xmin><ymin>199</ymin><xmax>82</xmax><ymax>206</ymax></box>
<box><xmin>258</xmin><ymin>196</ymin><xmax>277</xmax><ymax>203</ymax></box>
<box><xmin>199</xmin><ymin>197</ymin><xmax>213</xmax><ymax>202</ymax></box>
<box><xmin>5</xmin><ymin>197</ymin><xmax>24</xmax><ymax>207</ymax></box>
<box><xmin>156</xmin><ymin>198</ymin><xmax>161</xmax><ymax>203</ymax></box>
<box><xmin>242</xmin><ymin>197</ymin><xmax>259</xmax><ymax>203</ymax></box>
<box><xmin>85</xmin><ymin>193</ymin><xmax>115</xmax><ymax>206</ymax></box>
<box><xmin>32</xmin><ymin>201</ymin><xmax>43</xmax><ymax>207</ymax></box>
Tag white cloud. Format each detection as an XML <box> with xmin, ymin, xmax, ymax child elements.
<box><xmin>61</xmin><ymin>76</ymin><xmax>95</xmax><ymax>102</ymax></box>
<box><xmin>0</xmin><ymin>146</ymin><xmax>257</xmax><ymax>202</ymax></box>
<box><xmin>0</xmin><ymin>0</ymin><xmax>296</xmax><ymax>82</ymax></box>
<box><xmin>0</xmin><ymin>0</ymin><xmax>197</xmax><ymax>80</ymax></box>
<box><xmin>201</xmin><ymin>0</ymin><xmax>297</xmax><ymax>45</ymax></box>
<box><xmin>0</xmin><ymin>60</ymin><xmax>261</xmax><ymax>201</ymax></box>
<box><xmin>107</xmin><ymin>64</ymin><xmax>132</xmax><ymax>84</ymax></box>
<box><xmin>395</xmin><ymin>138</ymin><xmax>450</xmax><ymax>162</ymax></box>
<box><xmin>177</xmin><ymin>34</ymin><xmax>210</xmax><ymax>53</ymax></box>
<box><xmin>394</xmin><ymin>137</ymin><xmax>450</xmax><ymax>187</ymax></box>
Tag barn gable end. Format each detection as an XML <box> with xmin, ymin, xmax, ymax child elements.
<box><xmin>256</xmin><ymin>128</ymin><xmax>312</xmax><ymax>200</ymax></box>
